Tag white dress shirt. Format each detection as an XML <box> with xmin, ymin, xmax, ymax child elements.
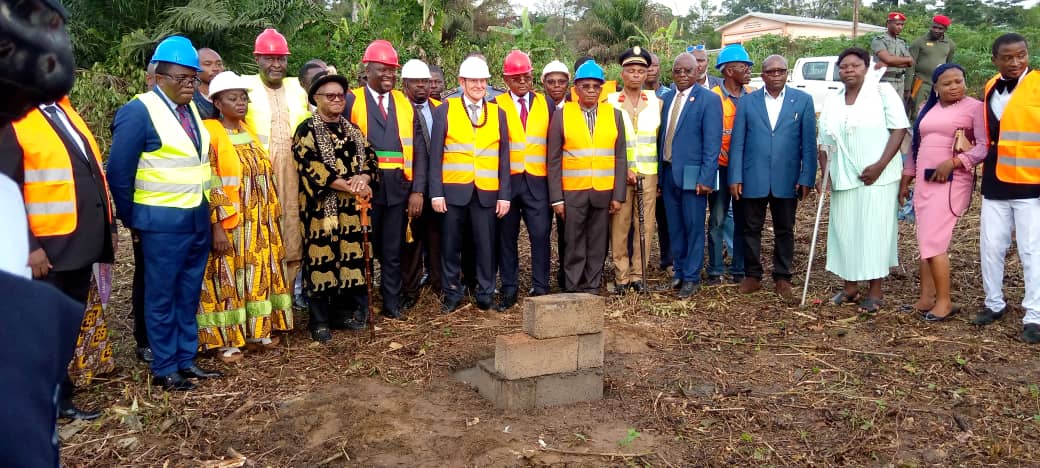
<box><xmin>664</xmin><ymin>87</ymin><xmax>692</xmax><ymax>137</ymax></box>
<box><xmin>39</xmin><ymin>103</ymin><xmax>88</xmax><ymax>158</ymax></box>
<box><xmin>764</xmin><ymin>87</ymin><xmax>786</xmax><ymax>130</ymax></box>
<box><xmin>366</xmin><ymin>85</ymin><xmax>390</xmax><ymax>116</ymax></box>
<box><xmin>990</xmin><ymin>68</ymin><xmax>1029</xmax><ymax>121</ymax></box>
<box><xmin>0</xmin><ymin>175</ymin><xmax>30</xmax><ymax>278</ymax></box>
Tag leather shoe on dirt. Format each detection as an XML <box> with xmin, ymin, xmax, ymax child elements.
<box><xmin>381</xmin><ymin>308</ymin><xmax>404</xmax><ymax>320</ymax></box>
<box><xmin>738</xmin><ymin>277</ymin><xmax>762</xmax><ymax>294</ymax></box>
<box><xmin>311</xmin><ymin>327</ymin><xmax>332</xmax><ymax>343</ymax></box>
<box><xmin>152</xmin><ymin>373</ymin><xmax>196</xmax><ymax>391</ymax></box>
<box><xmin>677</xmin><ymin>281</ymin><xmax>699</xmax><ymax>299</ymax></box>
<box><xmin>704</xmin><ymin>276</ymin><xmax>723</xmax><ymax>286</ymax></box>
<box><xmin>441</xmin><ymin>297</ymin><xmax>462</xmax><ymax>314</ymax></box>
<box><xmin>971</xmin><ymin>306</ymin><xmax>1007</xmax><ymax>325</ymax></box>
<box><xmin>179</xmin><ymin>365</ymin><xmax>223</xmax><ymax>380</ymax></box>
<box><xmin>135</xmin><ymin>346</ymin><xmax>154</xmax><ymax>363</ymax></box>
<box><xmin>496</xmin><ymin>293</ymin><xmax>518</xmax><ymax>312</ymax></box>
<box><xmin>59</xmin><ymin>402</ymin><xmax>101</xmax><ymax>421</ymax></box>
<box><xmin>1022</xmin><ymin>324</ymin><xmax>1040</xmax><ymax>344</ymax></box>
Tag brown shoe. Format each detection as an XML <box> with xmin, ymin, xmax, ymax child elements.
<box><xmin>774</xmin><ymin>279</ymin><xmax>793</xmax><ymax>298</ymax></box>
<box><xmin>738</xmin><ymin>277</ymin><xmax>761</xmax><ymax>294</ymax></box>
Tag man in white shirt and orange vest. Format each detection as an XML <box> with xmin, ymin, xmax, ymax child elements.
<box><xmin>548</xmin><ymin>60</ymin><xmax>627</xmax><ymax>294</ymax></box>
<box><xmin>494</xmin><ymin>50</ymin><xmax>555</xmax><ymax>310</ymax></box>
<box><xmin>429</xmin><ymin>57</ymin><xmax>511</xmax><ymax>313</ymax></box>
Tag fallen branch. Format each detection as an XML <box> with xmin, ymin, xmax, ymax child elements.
<box><xmin>830</xmin><ymin>347</ymin><xmax>902</xmax><ymax>358</ymax></box>
<box><xmin>539</xmin><ymin>447</ymin><xmax>653</xmax><ymax>458</ymax></box>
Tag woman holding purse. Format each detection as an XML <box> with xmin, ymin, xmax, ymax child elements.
<box><xmin>898</xmin><ymin>63</ymin><xmax>988</xmax><ymax>321</ymax></box>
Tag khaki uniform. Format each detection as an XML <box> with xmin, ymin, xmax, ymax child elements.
<box><xmin>871</xmin><ymin>33</ymin><xmax>912</xmax><ymax>96</ymax></box>
<box><xmin>907</xmin><ymin>34</ymin><xmax>956</xmax><ymax>116</ymax></box>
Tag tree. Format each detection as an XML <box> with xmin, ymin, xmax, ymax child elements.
<box><xmin>581</xmin><ymin>0</ymin><xmax>650</xmax><ymax>59</ymax></box>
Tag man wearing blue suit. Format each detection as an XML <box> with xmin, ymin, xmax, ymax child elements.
<box><xmin>728</xmin><ymin>55</ymin><xmax>817</xmax><ymax>298</ymax></box>
<box><xmin>657</xmin><ymin>53</ymin><xmax>723</xmax><ymax>298</ymax></box>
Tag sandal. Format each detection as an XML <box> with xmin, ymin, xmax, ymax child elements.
<box><xmin>246</xmin><ymin>335</ymin><xmax>281</xmax><ymax>351</ymax></box>
<box><xmin>218</xmin><ymin>347</ymin><xmax>244</xmax><ymax>364</ymax></box>
<box><xmin>922</xmin><ymin>305</ymin><xmax>960</xmax><ymax>322</ymax></box>
<box><xmin>831</xmin><ymin>290</ymin><xmax>861</xmax><ymax>305</ymax></box>
<box><xmin>857</xmin><ymin>297</ymin><xmax>884</xmax><ymax>314</ymax></box>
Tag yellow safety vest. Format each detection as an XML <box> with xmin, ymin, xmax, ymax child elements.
<box><xmin>133</xmin><ymin>92</ymin><xmax>213</xmax><ymax>209</ymax></box>
<box><xmin>242</xmin><ymin>76</ymin><xmax>310</xmax><ymax>151</ymax></box>
<box><xmin>605</xmin><ymin>90</ymin><xmax>661</xmax><ymax>175</ymax></box>
<box><xmin>443</xmin><ymin>98</ymin><xmax>501</xmax><ymax>191</ymax></box>
<box><xmin>987</xmin><ymin>71</ymin><xmax>1040</xmax><ymax>184</ymax></box>
<box><xmin>561</xmin><ymin>102</ymin><xmax>618</xmax><ymax>192</ymax></box>
<box><xmin>348</xmin><ymin>88</ymin><xmax>416</xmax><ymax>180</ymax></box>
<box><xmin>10</xmin><ymin>97</ymin><xmax>111</xmax><ymax>236</ymax></box>
<box><xmin>711</xmin><ymin>84</ymin><xmax>753</xmax><ymax>167</ymax></box>
<box><xmin>494</xmin><ymin>92</ymin><xmax>549</xmax><ymax>176</ymax></box>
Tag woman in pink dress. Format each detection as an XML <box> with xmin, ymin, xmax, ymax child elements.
<box><xmin>898</xmin><ymin>63</ymin><xmax>988</xmax><ymax>321</ymax></box>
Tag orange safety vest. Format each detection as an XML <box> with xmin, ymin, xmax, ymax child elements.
<box><xmin>711</xmin><ymin>84</ymin><xmax>753</xmax><ymax>167</ymax></box>
<box><xmin>204</xmin><ymin>119</ymin><xmax>267</xmax><ymax>229</ymax></box>
<box><xmin>494</xmin><ymin>92</ymin><xmax>549</xmax><ymax>176</ymax></box>
<box><xmin>10</xmin><ymin>97</ymin><xmax>111</xmax><ymax>237</ymax></box>
<box><xmin>560</xmin><ymin>102</ymin><xmax>618</xmax><ymax>192</ymax></box>
<box><xmin>443</xmin><ymin>98</ymin><xmax>502</xmax><ymax>191</ymax></box>
<box><xmin>987</xmin><ymin>71</ymin><xmax>1040</xmax><ymax>184</ymax></box>
<box><xmin>348</xmin><ymin>88</ymin><xmax>416</xmax><ymax>180</ymax></box>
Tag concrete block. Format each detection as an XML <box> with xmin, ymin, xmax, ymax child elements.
<box><xmin>495</xmin><ymin>333</ymin><xmax>578</xmax><ymax>379</ymax></box>
<box><xmin>460</xmin><ymin>360</ymin><xmax>603</xmax><ymax>409</ymax></box>
<box><xmin>577</xmin><ymin>332</ymin><xmax>604</xmax><ymax>369</ymax></box>
<box><xmin>523</xmin><ymin>293</ymin><xmax>605</xmax><ymax>339</ymax></box>
<box><xmin>534</xmin><ymin>367</ymin><xmax>604</xmax><ymax>407</ymax></box>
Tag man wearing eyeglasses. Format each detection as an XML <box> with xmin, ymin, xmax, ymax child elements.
<box><xmin>108</xmin><ymin>36</ymin><xmax>223</xmax><ymax>392</ymax></box>
<box><xmin>243</xmin><ymin>29</ymin><xmax>311</xmax><ymax>313</ymax></box>
<box><xmin>728</xmin><ymin>55</ymin><xmax>816</xmax><ymax>299</ymax></box>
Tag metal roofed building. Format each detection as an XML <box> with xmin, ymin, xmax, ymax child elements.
<box><xmin>717</xmin><ymin>12</ymin><xmax>887</xmax><ymax>45</ymax></box>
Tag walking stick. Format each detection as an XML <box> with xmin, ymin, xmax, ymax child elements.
<box><xmin>356</xmin><ymin>194</ymin><xmax>376</xmax><ymax>338</ymax></box>
<box><xmin>635</xmin><ymin>175</ymin><xmax>648</xmax><ymax>293</ymax></box>
<box><xmin>801</xmin><ymin>145</ymin><xmax>833</xmax><ymax>307</ymax></box>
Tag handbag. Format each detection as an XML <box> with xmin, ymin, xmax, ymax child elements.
<box><xmin>949</xmin><ymin>127</ymin><xmax>977</xmax><ymax>217</ymax></box>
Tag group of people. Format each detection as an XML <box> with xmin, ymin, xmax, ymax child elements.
<box><xmin>2</xmin><ymin>15</ymin><xmax>1038</xmax><ymax>428</ymax></box>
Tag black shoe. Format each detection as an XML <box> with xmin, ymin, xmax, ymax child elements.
<box><xmin>419</xmin><ymin>273</ymin><xmax>430</xmax><ymax>287</ymax></box>
<box><xmin>135</xmin><ymin>346</ymin><xmax>154</xmax><ymax>363</ymax></box>
<box><xmin>528</xmin><ymin>288</ymin><xmax>548</xmax><ymax>297</ymax></box>
<box><xmin>1023</xmin><ymin>324</ymin><xmax>1040</xmax><ymax>344</ymax></box>
<box><xmin>441</xmin><ymin>297</ymin><xmax>462</xmax><ymax>314</ymax></box>
<box><xmin>922</xmin><ymin>306</ymin><xmax>961</xmax><ymax>322</ymax></box>
<box><xmin>152</xmin><ymin>373</ymin><xmax>196</xmax><ymax>391</ymax></box>
<box><xmin>629</xmin><ymin>281</ymin><xmax>644</xmax><ymax>293</ymax></box>
<box><xmin>731</xmin><ymin>274</ymin><xmax>745</xmax><ymax>284</ymax></box>
<box><xmin>614</xmin><ymin>283</ymin><xmax>629</xmax><ymax>295</ymax></box>
<box><xmin>972</xmin><ymin>306</ymin><xmax>1007</xmax><ymax>325</ymax></box>
<box><xmin>704</xmin><ymin>276</ymin><xmax>723</xmax><ymax>286</ymax></box>
<box><xmin>178</xmin><ymin>365</ymin><xmax>223</xmax><ymax>379</ymax></box>
<box><xmin>311</xmin><ymin>327</ymin><xmax>332</xmax><ymax>343</ymax></box>
<box><xmin>678</xmin><ymin>282</ymin><xmax>700</xmax><ymax>299</ymax></box>
<box><xmin>381</xmin><ymin>308</ymin><xmax>404</xmax><ymax>320</ymax></box>
<box><xmin>59</xmin><ymin>402</ymin><xmax>101</xmax><ymax>421</ymax></box>
<box><xmin>400</xmin><ymin>295</ymin><xmax>417</xmax><ymax>311</ymax></box>
<box><xmin>496</xmin><ymin>293</ymin><xmax>518</xmax><ymax>311</ymax></box>
<box><xmin>476</xmin><ymin>296</ymin><xmax>493</xmax><ymax>311</ymax></box>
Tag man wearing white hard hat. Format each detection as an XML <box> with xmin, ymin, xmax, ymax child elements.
<box><xmin>443</xmin><ymin>51</ymin><xmax>507</xmax><ymax>101</ymax></box>
<box><xmin>541</xmin><ymin>60</ymin><xmax>570</xmax><ymax>108</ymax></box>
<box><xmin>429</xmin><ymin>56</ymin><xmax>510</xmax><ymax>313</ymax></box>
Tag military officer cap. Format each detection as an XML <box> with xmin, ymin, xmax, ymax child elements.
<box><xmin>888</xmin><ymin>11</ymin><xmax>906</xmax><ymax>22</ymax></box>
<box><xmin>618</xmin><ymin>46</ymin><xmax>652</xmax><ymax>67</ymax></box>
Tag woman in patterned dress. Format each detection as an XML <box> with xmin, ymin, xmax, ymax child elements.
<box><xmin>199</xmin><ymin>71</ymin><xmax>293</xmax><ymax>362</ymax></box>
<box><xmin>293</xmin><ymin>72</ymin><xmax>377</xmax><ymax>343</ymax></box>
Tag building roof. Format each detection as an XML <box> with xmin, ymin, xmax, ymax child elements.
<box><xmin>716</xmin><ymin>12</ymin><xmax>887</xmax><ymax>33</ymax></box>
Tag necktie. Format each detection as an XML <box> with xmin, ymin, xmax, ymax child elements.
<box><xmin>663</xmin><ymin>91</ymin><xmax>684</xmax><ymax>162</ymax></box>
<box><xmin>43</xmin><ymin>106</ymin><xmax>87</xmax><ymax>160</ymax></box>
<box><xmin>175</xmin><ymin>105</ymin><xmax>199</xmax><ymax>149</ymax></box>
<box><xmin>377</xmin><ymin>94</ymin><xmax>389</xmax><ymax>119</ymax></box>
<box><xmin>995</xmin><ymin>77</ymin><xmax>1018</xmax><ymax>94</ymax></box>
<box><xmin>468</xmin><ymin>104</ymin><xmax>481</xmax><ymax>125</ymax></box>
<box><xmin>416</xmin><ymin>103</ymin><xmax>431</xmax><ymax>139</ymax></box>
<box><xmin>518</xmin><ymin>96</ymin><xmax>528</xmax><ymax>130</ymax></box>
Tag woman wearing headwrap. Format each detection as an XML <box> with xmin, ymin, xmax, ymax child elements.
<box><xmin>293</xmin><ymin>72</ymin><xmax>377</xmax><ymax>343</ymax></box>
<box><xmin>898</xmin><ymin>64</ymin><xmax>988</xmax><ymax>321</ymax></box>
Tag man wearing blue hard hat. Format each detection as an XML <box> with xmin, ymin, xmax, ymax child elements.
<box><xmin>108</xmin><ymin>35</ymin><xmax>224</xmax><ymax>392</ymax></box>
<box><xmin>548</xmin><ymin>59</ymin><xmax>627</xmax><ymax>294</ymax></box>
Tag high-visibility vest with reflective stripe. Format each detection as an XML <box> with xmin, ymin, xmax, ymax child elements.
<box><xmin>204</xmin><ymin>119</ymin><xmax>265</xmax><ymax>229</ymax></box>
<box><xmin>711</xmin><ymin>84</ymin><xmax>753</xmax><ymax>167</ymax></box>
<box><xmin>561</xmin><ymin>102</ymin><xmax>618</xmax><ymax>192</ymax></box>
<box><xmin>443</xmin><ymin>98</ymin><xmax>501</xmax><ymax>191</ymax></box>
<box><xmin>605</xmin><ymin>91</ymin><xmax>661</xmax><ymax>175</ymax></box>
<box><xmin>494</xmin><ymin>92</ymin><xmax>549</xmax><ymax>176</ymax></box>
<box><xmin>133</xmin><ymin>92</ymin><xmax>213</xmax><ymax>209</ymax></box>
<box><xmin>987</xmin><ymin>71</ymin><xmax>1040</xmax><ymax>184</ymax></box>
<box><xmin>10</xmin><ymin>97</ymin><xmax>111</xmax><ymax>237</ymax></box>
<box><xmin>242</xmin><ymin>75</ymin><xmax>311</xmax><ymax>151</ymax></box>
<box><xmin>348</xmin><ymin>88</ymin><xmax>415</xmax><ymax>180</ymax></box>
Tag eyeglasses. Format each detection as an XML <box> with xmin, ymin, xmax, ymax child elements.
<box><xmin>506</xmin><ymin>74</ymin><xmax>532</xmax><ymax>83</ymax></box>
<box><xmin>762</xmin><ymin>68</ymin><xmax>788</xmax><ymax>76</ymax></box>
<box><xmin>543</xmin><ymin>78</ymin><xmax>568</xmax><ymax>86</ymax></box>
<box><xmin>672</xmin><ymin>67</ymin><xmax>695</xmax><ymax>76</ymax></box>
<box><xmin>576</xmin><ymin>83</ymin><xmax>602</xmax><ymax>91</ymax></box>
<box><xmin>159</xmin><ymin>73</ymin><xmax>201</xmax><ymax>87</ymax></box>
<box><xmin>315</xmin><ymin>93</ymin><xmax>346</xmax><ymax>101</ymax></box>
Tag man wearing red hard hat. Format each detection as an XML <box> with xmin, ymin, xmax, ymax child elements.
<box><xmin>344</xmin><ymin>40</ymin><xmax>425</xmax><ymax>320</ymax></box>
<box><xmin>243</xmin><ymin>28</ymin><xmax>312</xmax><ymax>316</ymax></box>
<box><xmin>907</xmin><ymin>15</ymin><xmax>956</xmax><ymax>117</ymax></box>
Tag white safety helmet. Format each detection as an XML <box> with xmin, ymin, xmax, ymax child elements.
<box><xmin>540</xmin><ymin>60</ymin><xmax>570</xmax><ymax>81</ymax></box>
<box><xmin>207</xmin><ymin>71</ymin><xmax>250</xmax><ymax>98</ymax></box>
<box><xmin>458</xmin><ymin>56</ymin><xmax>491</xmax><ymax>79</ymax></box>
<box><xmin>401</xmin><ymin>59</ymin><xmax>432</xmax><ymax>79</ymax></box>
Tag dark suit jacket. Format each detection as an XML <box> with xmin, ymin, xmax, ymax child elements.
<box><xmin>427</xmin><ymin>98</ymin><xmax>511</xmax><ymax>207</ymax></box>
<box><xmin>501</xmin><ymin>92</ymin><xmax>555</xmax><ymax>201</ymax></box>
<box><xmin>409</xmin><ymin>99</ymin><xmax>439</xmax><ymax>196</ymax></box>
<box><xmin>0</xmin><ymin>108</ymin><xmax>115</xmax><ymax>271</ymax></box>
<box><xmin>657</xmin><ymin>85</ymin><xmax>723</xmax><ymax>190</ymax></box>
<box><xmin>546</xmin><ymin>105</ymin><xmax>628</xmax><ymax>208</ymax></box>
<box><xmin>728</xmin><ymin>86</ymin><xmax>817</xmax><ymax>199</ymax></box>
<box><xmin>344</xmin><ymin>88</ymin><xmax>416</xmax><ymax>206</ymax></box>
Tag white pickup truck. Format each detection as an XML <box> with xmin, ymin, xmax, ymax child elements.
<box><xmin>750</xmin><ymin>56</ymin><xmax>840</xmax><ymax>112</ymax></box>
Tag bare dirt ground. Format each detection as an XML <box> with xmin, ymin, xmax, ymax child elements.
<box><xmin>61</xmin><ymin>198</ymin><xmax>1040</xmax><ymax>467</ymax></box>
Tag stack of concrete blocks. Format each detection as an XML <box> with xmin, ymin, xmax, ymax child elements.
<box><xmin>468</xmin><ymin>293</ymin><xmax>605</xmax><ymax>409</ymax></box>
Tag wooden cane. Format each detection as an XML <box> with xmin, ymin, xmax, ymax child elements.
<box><xmin>356</xmin><ymin>194</ymin><xmax>375</xmax><ymax>338</ymax></box>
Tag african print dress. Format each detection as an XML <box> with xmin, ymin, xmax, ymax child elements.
<box><xmin>198</xmin><ymin>122</ymin><xmax>293</xmax><ymax>350</ymax></box>
<box><xmin>67</xmin><ymin>266</ymin><xmax>115</xmax><ymax>386</ymax></box>
<box><xmin>292</xmin><ymin>117</ymin><xmax>377</xmax><ymax>297</ymax></box>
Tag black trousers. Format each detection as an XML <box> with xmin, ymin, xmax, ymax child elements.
<box><xmin>131</xmin><ymin>232</ymin><xmax>148</xmax><ymax>347</ymax></box>
<box><xmin>738</xmin><ymin>195</ymin><xmax>797</xmax><ymax>281</ymax></box>
<box><xmin>401</xmin><ymin>215</ymin><xmax>423</xmax><ymax>299</ymax></box>
<box><xmin>442</xmin><ymin>199</ymin><xmax>496</xmax><ymax>302</ymax></box>
<box><xmin>373</xmin><ymin>201</ymin><xmax>408</xmax><ymax>311</ymax></box>
<box><xmin>562</xmin><ymin>202</ymin><xmax>609</xmax><ymax>293</ymax></box>
<box><xmin>307</xmin><ymin>286</ymin><xmax>368</xmax><ymax>330</ymax></box>
<box><xmin>420</xmin><ymin>198</ymin><xmax>444</xmax><ymax>293</ymax></box>
<box><xmin>497</xmin><ymin>187</ymin><xmax>552</xmax><ymax>295</ymax></box>
<box><xmin>42</xmin><ymin>266</ymin><xmax>91</xmax><ymax>404</ymax></box>
<box><xmin>555</xmin><ymin>213</ymin><xmax>566</xmax><ymax>289</ymax></box>
<box><xmin>656</xmin><ymin>191</ymin><xmax>672</xmax><ymax>268</ymax></box>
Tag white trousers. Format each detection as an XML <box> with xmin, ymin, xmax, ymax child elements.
<box><xmin>981</xmin><ymin>198</ymin><xmax>1040</xmax><ymax>325</ymax></box>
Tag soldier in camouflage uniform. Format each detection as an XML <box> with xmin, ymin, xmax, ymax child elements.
<box><xmin>871</xmin><ymin>12</ymin><xmax>914</xmax><ymax>102</ymax></box>
<box><xmin>907</xmin><ymin>15</ymin><xmax>956</xmax><ymax>118</ymax></box>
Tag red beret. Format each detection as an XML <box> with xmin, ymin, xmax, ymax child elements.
<box><xmin>888</xmin><ymin>12</ymin><xmax>906</xmax><ymax>21</ymax></box>
<box><xmin>933</xmin><ymin>15</ymin><xmax>951</xmax><ymax>27</ymax></box>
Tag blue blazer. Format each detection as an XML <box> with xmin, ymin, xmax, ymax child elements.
<box><xmin>728</xmin><ymin>86</ymin><xmax>817</xmax><ymax>199</ymax></box>
<box><xmin>657</xmin><ymin>84</ymin><xmax>723</xmax><ymax>190</ymax></box>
